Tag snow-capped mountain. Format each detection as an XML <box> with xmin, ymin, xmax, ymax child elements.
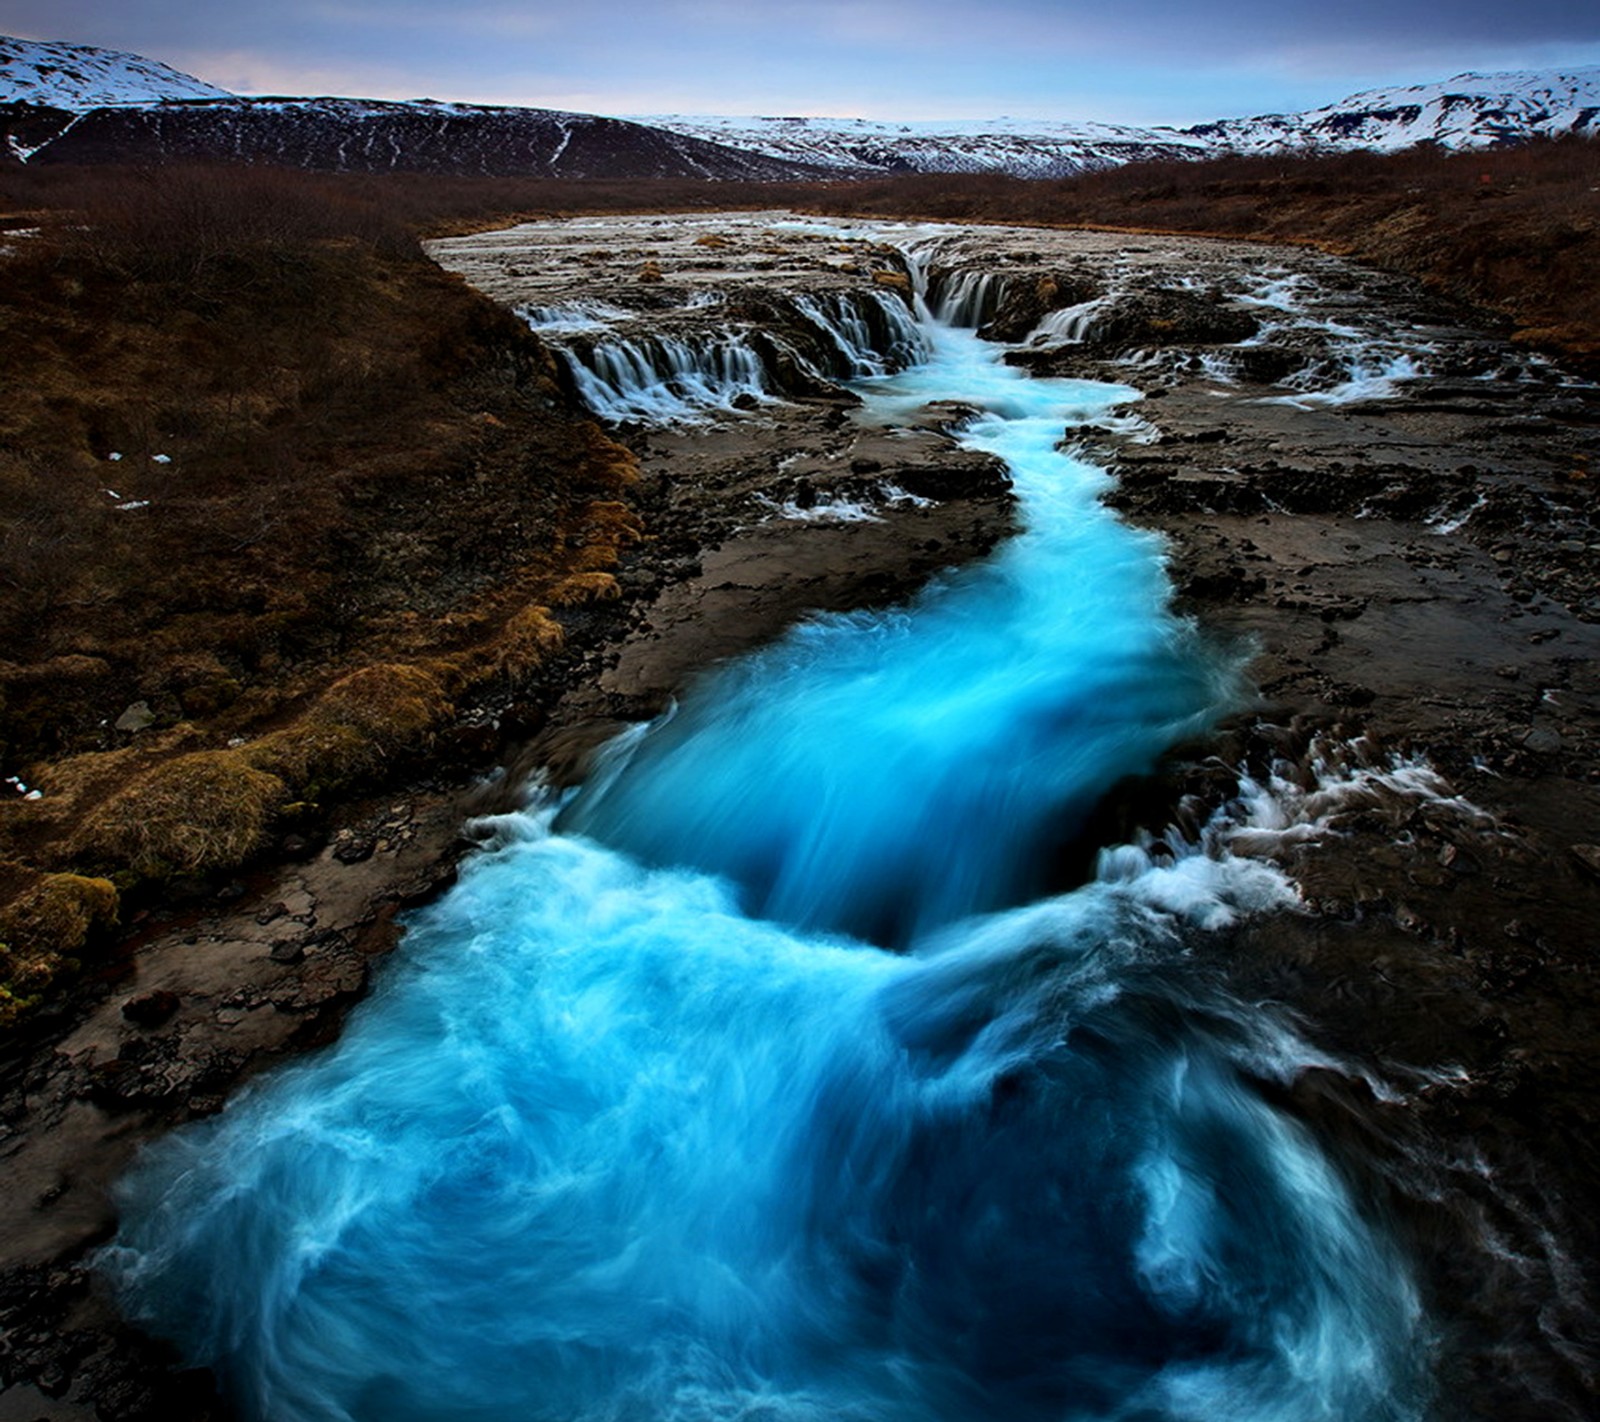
<box><xmin>11</xmin><ymin>96</ymin><xmax>835</xmax><ymax>180</ymax></box>
<box><xmin>640</xmin><ymin>69</ymin><xmax>1599</xmax><ymax>177</ymax></box>
<box><xmin>0</xmin><ymin>34</ymin><xmax>832</xmax><ymax>178</ymax></box>
<box><xmin>0</xmin><ymin>34</ymin><xmax>231</xmax><ymax>109</ymax></box>
<box><xmin>635</xmin><ymin>114</ymin><xmax>1208</xmax><ymax>177</ymax></box>
<box><xmin>0</xmin><ymin>32</ymin><xmax>1595</xmax><ymax>180</ymax></box>
<box><xmin>1188</xmin><ymin>68</ymin><xmax>1600</xmax><ymax>153</ymax></box>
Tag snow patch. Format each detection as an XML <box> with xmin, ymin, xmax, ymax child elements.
<box><xmin>0</xmin><ymin>34</ymin><xmax>232</xmax><ymax>111</ymax></box>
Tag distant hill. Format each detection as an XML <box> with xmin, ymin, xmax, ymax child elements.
<box><xmin>6</xmin><ymin>95</ymin><xmax>837</xmax><ymax>179</ymax></box>
<box><xmin>1187</xmin><ymin>68</ymin><xmax>1600</xmax><ymax>153</ymax></box>
<box><xmin>0</xmin><ymin>34</ymin><xmax>231</xmax><ymax>109</ymax></box>
<box><xmin>1</xmin><ymin>34</ymin><xmax>1595</xmax><ymax>179</ymax></box>
<box><xmin>0</xmin><ymin>34</ymin><xmax>833</xmax><ymax>179</ymax></box>
<box><xmin>632</xmin><ymin>114</ymin><xmax>1209</xmax><ymax>178</ymax></box>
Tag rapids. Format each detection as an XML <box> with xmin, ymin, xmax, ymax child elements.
<box><xmin>104</xmin><ymin>231</ymin><xmax>1434</xmax><ymax>1422</ymax></box>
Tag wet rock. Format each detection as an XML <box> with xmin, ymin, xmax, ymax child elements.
<box><xmin>978</xmin><ymin>271</ymin><xmax>1100</xmax><ymax>343</ymax></box>
<box><xmin>1081</xmin><ymin>287</ymin><xmax>1260</xmax><ymax>352</ymax></box>
<box><xmin>1231</xmin><ymin>345</ymin><xmax>1304</xmax><ymax>385</ymax></box>
<box><xmin>891</xmin><ymin>459</ymin><xmax>1010</xmax><ymax>502</ymax></box>
<box><xmin>332</xmin><ymin>834</ymin><xmax>375</xmax><ymax>865</ymax></box>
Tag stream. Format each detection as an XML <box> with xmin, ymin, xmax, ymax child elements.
<box><xmin>103</xmin><ymin>231</ymin><xmax>1434</xmax><ymax>1422</ymax></box>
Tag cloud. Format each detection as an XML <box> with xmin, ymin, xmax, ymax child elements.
<box><xmin>5</xmin><ymin>0</ymin><xmax>1599</xmax><ymax>122</ymax></box>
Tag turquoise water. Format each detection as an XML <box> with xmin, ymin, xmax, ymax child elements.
<box><xmin>105</xmin><ymin>269</ymin><xmax>1430</xmax><ymax>1422</ymax></box>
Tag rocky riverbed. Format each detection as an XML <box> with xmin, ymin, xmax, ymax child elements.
<box><xmin>2</xmin><ymin>214</ymin><xmax>1598</xmax><ymax>1420</ymax></box>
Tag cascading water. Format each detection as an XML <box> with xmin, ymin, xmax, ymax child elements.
<box><xmin>104</xmin><ymin>229</ymin><xmax>1434</xmax><ymax>1422</ymax></box>
<box><xmin>931</xmin><ymin>267</ymin><xmax>1009</xmax><ymax>328</ymax></box>
<box><xmin>532</xmin><ymin>288</ymin><xmax>928</xmax><ymax>423</ymax></box>
<box><xmin>791</xmin><ymin>289</ymin><xmax>929</xmax><ymax>377</ymax></box>
<box><xmin>558</xmin><ymin>331</ymin><xmax>776</xmax><ymax>423</ymax></box>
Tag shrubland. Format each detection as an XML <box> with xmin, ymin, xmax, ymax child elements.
<box><xmin>0</xmin><ymin>163</ymin><xmax>639</xmax><ymax>1025</ymax></box>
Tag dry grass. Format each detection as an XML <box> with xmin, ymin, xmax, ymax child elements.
<box><xmin>0</xmin><ymin>871</ymin><xmax>120</xmax><ymax>1026</ymax></box>
<box><xmin>76</xmin><ymin>751</ymin><xmax>288</xmax><ymax>877</ymax></box>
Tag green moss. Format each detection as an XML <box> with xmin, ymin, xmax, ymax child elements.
<box><xmin>0</xmin><ymin>872</ymin><xmax>120</xmax><ymax>1029</ymax></box>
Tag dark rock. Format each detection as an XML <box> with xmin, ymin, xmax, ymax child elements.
<box><xmin>1521</xmin><ymin>726</ymin><xmax>1563</xmax><ymax>754</ymax></box>
<box><xmin>978</xmin><ymin>271</ymin><xmax>1101</xmax><ymax>343</ymax></box>
<box><xmin>332</xmin><ymin>836</ymin><xmax>375</xmax><ymax>865</ymax></box>
<box><xmin>1079</xmin><ymin>287</ymin><xmax>1260</xmax><ymax>352</ymax></box>
<box><xmin>1570</xmin><ymin>844</ymin><xmax>1600</xmax><ymax>879</ymax></box>
<box><xmin>891</xmin><ymin>459</ymin><xmax>1009</xmax><ymax>502</ymax></box>
<box><xmin>121</xmin><ymin>990</ymin><xmax>180</xmax><ymax>1028</ymax></box>
<box><xmin>113</xmin><ymin>701</ymin><xmax>156</xmax><ymax>733</ymax></box>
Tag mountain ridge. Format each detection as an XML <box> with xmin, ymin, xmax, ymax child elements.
<box><xmin>2</xmin><ymin>33</ymin><xmax>1596</xmax><ymax>179</ymax></box>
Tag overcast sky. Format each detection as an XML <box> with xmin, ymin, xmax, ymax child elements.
<box><xmin>5</xmin><ymin>0</ymin><xmax>1600</xmax><ymax>123</ymax></box>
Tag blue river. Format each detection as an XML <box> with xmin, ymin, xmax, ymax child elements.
<box><xmin>105</xmin><ymin>251</ymin><xmax>1431</xmax><ymax>1422</ymax></box>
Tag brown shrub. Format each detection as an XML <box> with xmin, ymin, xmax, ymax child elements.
<box><xmin>0</xmin><ymin>871</ymin><xmax>118</xmax><ymax>1027</ymax></box>
<box><xmin>245</xmin><ymin>664</ymin><xmax>452</xmax><ymax>800</ymax></box>
<box><xmin>76</xmin><ymin>750</ymin><xmax>287</xmax><ymax>876</ymax></box>
<box><xmin>307</xmin><ymin>664</ymin><xmax>451</xmax><ymax>752</ymax></box>
<box><xmin>486</xmin><ymin>606</ymin><xmax>565</xmax><ymax>683</ymax></box>
<box><xmin>547</xmin><ymin>572</ymin><xmax>622</xmax><ymax>605</ymax></box>
<box><xmin>245</xmin><ymin>721</ymin><xmax>378</xmax><ymax>799</ymax></box>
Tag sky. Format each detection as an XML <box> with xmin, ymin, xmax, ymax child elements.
<box><xmin>3</xmin><ymin>0</ymin><xmax>1600</xmax><ymax>124</ymax></box>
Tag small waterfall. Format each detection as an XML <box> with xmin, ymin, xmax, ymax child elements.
<box><xmin>931</xmin><ymin>268</ymin><xmax>1009</xmax><ymax>328</ymax></box>
<box><xmin>1027</xmin><ymin>296</ymin><xmax>1107</xmax><ymax>345</ymax></box>
<box><xmin>517</xmin><ymin>300</ymin><xmax>633</xmax><ymax>334</ymax></box>
<box><xmin>559</xmin><ymin>331</ymin><xmax>775</xmax><ymax>423</ymax></box>
<box><xmin>551</xmin><ymin>290</ymin><xmax>929</xmax><ymax>424</ymax></box>
<box><xmin>791</xmin><ymin>290</ymin><xmax>930</xmax><ymax>378</ymax></box>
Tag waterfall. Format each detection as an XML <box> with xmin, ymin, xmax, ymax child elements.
<box><xmin>516</xmin><ymin>299</ymin><xmax>634</xmax><ymax>334</ymax></box>
<box><xmin>930</xmin><ymin>267</ymin><xmax>1009</xmax><ymax>327</ymax></box>
<box><xmin>540</xmin><ymin>289</ymin><xmax>928</xmax><ymax>423</ymax></box>
<box><xmin>1027</xmin><ymin>296</ymin><xmax>1107</xmax><ymax>345</ymax></box>
<box><xmin>104</xmin><ymin>223</ymin><xmax>1436</xmax><ymax>1422</ymax></box>
<box><xmin>791</xmin><ymin>289</ymin><xmax>929</xmax><ymax>377</ymax></box>
<box><xmin>558</xmin><ymin>331</ymin><xmax>776</xmax><ymax>423</ymax></box>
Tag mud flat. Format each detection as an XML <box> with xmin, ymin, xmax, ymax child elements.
<box><xmin>2</xmin><ymin>214</ymin><xmax>1598</xmax><ymax>1419</ymax></box>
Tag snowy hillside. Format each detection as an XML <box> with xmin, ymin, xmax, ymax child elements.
<box><xmin>0</xmin><ymin>35</ymin><xmax>232</xmax><ymax>110</ymax></box>
<box><xmin>636</xmin><ymin>114</ymin><xmax>1207</xmax><ymax>177</ymax></box>
<box><xmin>9</xmin><ymin>95</ymin><xmax>836</xmax><ymax>181</ymax></box>
<box><xmin>641</xmin><ymin>69</ymin><xmax>1599</xmax><ymax>176</ymax></box>
<box><xmin>1188</xmin><ymin>68</ymin><xmax>1600</xmax><ymax>153</ymax></box>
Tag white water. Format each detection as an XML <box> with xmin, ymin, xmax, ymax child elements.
<box><xmin>105</xmin><ymin>233</ymin><xmax>1434</xmax><ymax>1422</ymax></box>
<box><xmin>932</xmin><ymin>268</ymin><xmax>1010</xmax><ymax>328</ymax></box>
<box><xmin>546</xmin><ymin>289</ymin><xmax>928</xmax><ymax>423</ymax></box>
